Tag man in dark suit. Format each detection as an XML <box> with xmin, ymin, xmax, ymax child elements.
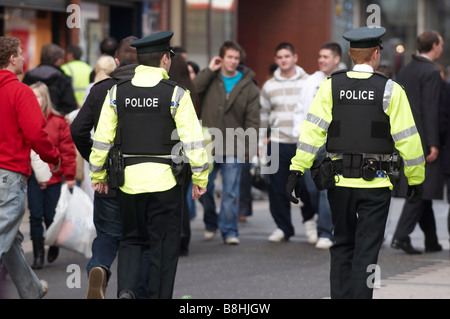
<box><xmin>391</xmin><ymin>30</ymin><xmax>444</xmax><ymax>254</ymax></box>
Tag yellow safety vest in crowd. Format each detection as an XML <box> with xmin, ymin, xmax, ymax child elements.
<box><xmin>290</xmin><ymin>70</ymin><xmax>425</xmax><ymax>189</ymax></box>
<box><xmin>61</xmin><ymin>60</ymin><xmax>93</xmax><ymax>105</ymax></box>
<box><xmin>89</xmin><ymin>65</ymin><xmax>209</xmax><ymax>194</ymax></box>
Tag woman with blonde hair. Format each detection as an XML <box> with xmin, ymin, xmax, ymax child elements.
<box><xmin>28</xmin><ymin>81</ymin><xmax>77</xmax><ymax>269</ymax></box>
<box><xmin>82</xmin><ymin>55</ymin><xmax>117</xmax><ymax>104</ymax></box>
<box><xmin>93</xmin><ymin>55</ymin><xmax>116</xmax><ymax>83</ymax></box>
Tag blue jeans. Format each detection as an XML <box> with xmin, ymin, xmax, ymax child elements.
<box><xmin>0</xmin><ymin>169</ymin><xmax>45</xmax><ymax>298</ymax></box>
<box><xmin>86</xmin><ymin>196</ymin><xmax>122</xmax><ymax>281</ymax></box>
<box><xmin>186</xmin><ymin>181</ymin><xmax>197</xmax><ymax>220</ymax></box>
<box><xmin>200</xmin><ymin>157</ymin><xmax>242</xmax><ymax>240</ymax></box>
<box><xmin>27</xmin><ymin>173</ymin><xmax>61</xmax><ymax>238</ymax></box>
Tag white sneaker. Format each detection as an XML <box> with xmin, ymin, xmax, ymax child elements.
<box><xmin>268</xmin><ymin>228</ymin><xmax>285</xmax><ymax>242</ymax></box>
<box><xmin>204</xmin><ymin>230</ymin><xmax>216</xmax><ymax>241</ymax></box>
<box><xmin>315</xmin><ymin>237</ymin><xmax>334</xmax><ymax>249</ymax></box>
<box><xmin>225</xmin><ymin>237</ymin><xmax>240</xmax><ymax>245</ymax></box>
<box><xmin>304</xmin><ymin>220</ymin><xmax>318</xmax><ymax>244</ymax></box>
<box><xmin>39</xmin><ymin>280</ymin><xmax>49</xmax><ymax>299</ymax></box>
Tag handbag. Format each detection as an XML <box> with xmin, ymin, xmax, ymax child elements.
<box><xmin>45</xmin><ymin>184</ymin><xmax>95</xmax><ymax>258</ymax></box>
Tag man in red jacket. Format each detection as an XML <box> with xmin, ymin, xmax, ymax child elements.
<box><xmin>0</xmin><ymin>36</ymin><xmax>60</xmax><ymax>299</ymax></box>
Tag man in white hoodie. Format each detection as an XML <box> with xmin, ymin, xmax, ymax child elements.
<box><xmin>260</xmin><ymin>42</ymin><xmax>315</xmax><ymax>243</ymax></box>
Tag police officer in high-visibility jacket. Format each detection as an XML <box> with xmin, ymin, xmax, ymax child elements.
<box><xmin>89</xmin><ymin>31</ymin><xmax>208</xmax><ymax>299</ymax></box>
<box><xmin>286</xmin><ymin>26</ymin><xmax>425</xmax><ymax>299</ymax></box>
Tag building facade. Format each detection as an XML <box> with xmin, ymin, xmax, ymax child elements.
<box><xmin>1</xmin><ymin>0</ymin><xmax>449</xmax><ymax>85</ymax></box>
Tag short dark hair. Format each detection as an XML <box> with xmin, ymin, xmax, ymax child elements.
<box><xmin>66</xmin><ymin>44</ymin><xmax>83</xmax><ymax>60</ymax></box>
<box><xmin>116</xmin><ymin>36</ymin><xmax>138</xmax><ymax>65</ymax></box>
<box><xmin>275</xmin><ymin>42</ymin><xmax>296</xmax><ymax>55</ymax></box>
<box><xmin>137</xmin><ymin>51</ymin><xmax>170</xmax><ymax>67</ymax></box>
<box><xmin>173</xmin><ymin>46</ymin><xmax>186</xmax><ymax>55</ymax></box>
<box><xmin>321</xmin><ymin>42</ymin><xmax>342</xmax><ymax>57</ymax></box>
<box><xmin>100</xmin><ymin>37</ymin><xmax>118</xmax><ymax>56</ymax></box>
<box><xmin>40</xmin><ymin>44</ymin><xmax>64</xmax><ymax>64</ymax></box>
<box><xmin>377</xmin><ymin>64</ymin><xmax>393</xmax><ymax>78</ymax></box>
<box><xmin>0</xmin><ymin>36</ymin><xmax>20</xmax><ymax>69</ymax></box>
<box><xmin>219</xmin><ymin>40</ymin><xmax>246</xmax><ymax>62</ymax></box>
<box><xmin>187</xmin><ymin>60</ymin><xmax>199</xmax><ymax>75</ymax></box>
<box><xmin>417</xmin><ymin>31</ymin><xmax>440</xmax><ymax>53</ymax></box>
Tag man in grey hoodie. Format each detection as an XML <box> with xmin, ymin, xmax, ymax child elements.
<box><xmin>260</xmin><ymin>42</ymin><xmax>315</xmax><ymax>243</ymax></box>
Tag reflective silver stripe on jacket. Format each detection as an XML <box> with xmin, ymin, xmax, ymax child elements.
<box><xmin>183</xmin><ymin>140</ymin><xmax>205</xmax><ymax>151</ymax></box>
<box><xmin>89</xmin><ymin>163</ymin><xmax>104</xmax><ymax>173</ymax></box>
<box><xmin>92</xmin><ymin>140</ymin><xmax>112</xmax><ymax>151</ymax></box>
<box><xmin>404</xmin><ymin>155</ymin><xmax>425</xmax><ymax>167</ymax></box>
<box><xmin>383</xmin><ymin>79</ymin><xmax>395</xmax><ymax>112</ymax></box>
<box><xmin>297</xmin><ymin>141</ymin><xmax>320</xmax><ymax>155</ymax></box>
<box><xmin>191</xmin><ymin>163</ymin><xmax>209</xmax><ymax>173</ymax></box>
<box><xmin>392</xmin><ymin>126</ymin><xmax>418</xmax><ymax>142</ymax></box>
<box><xmin>109</xmin><ymin>85</ymin><xmax>118</xmax><ymax>115</ymax></box>
<box><xmin>171</xmin><ymin>86</ymin><xmax>186</xmax><ymax>118</ymax></box>
<box><xmin>305</xmin><ymin>113</ymin><xmax>330</xmax><ymax>131</ymax></box>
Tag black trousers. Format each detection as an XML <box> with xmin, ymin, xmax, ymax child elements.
<box><xmin>327</xmin><ymin>186</ymin><xmax>391</xmax><ymax>299</ymax></box>
<box><xmin>393</xmin><ymin>199</ymin><xmax>438</xmax><ymax>247</ymax></box>
<box><xmin>117</xmin><ymin>185</ymin><xmax>183</xmax><ymax>299</ymax></box>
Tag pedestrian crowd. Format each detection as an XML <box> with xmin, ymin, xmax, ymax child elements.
<box><xmin>0</xmin><ymin>25</ymin><xmax>449</xmax><ymax>300</ymax></box>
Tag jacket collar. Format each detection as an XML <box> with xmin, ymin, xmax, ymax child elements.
<box><xmin>412</xmin><ymin>54</ymin><xmax>435</xmax><ymax>64</ymax></box>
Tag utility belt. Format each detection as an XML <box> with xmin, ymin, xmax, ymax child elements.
<box><xmin>310</xmin><ymin>153</ymin><xmax>400</xmax><ymax>191</ymax></box>
<box><xmin>106</xmin><ymin>146</ymin><xmax>189</xmax><ymax>189</ymax></box>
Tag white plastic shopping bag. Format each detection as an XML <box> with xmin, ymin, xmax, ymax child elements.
<box><xmin>45</xmin><ymin>184</ymin><xmax>95</xmax><ymax>258</ymax></box>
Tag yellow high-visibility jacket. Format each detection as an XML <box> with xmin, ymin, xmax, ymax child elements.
<box><xmin>290</xmin><ymin>69</ymin><xmax>425</xmax><ymax>189</ymax></box>
<box><xmin>89</xmin><ymin>65</ymin><xmax>209</xmax><ymax>194</ymax></box>
<box><xmin>61</xmin><ymin>60</ymin><xmax>93</xmax><ymax>106</ymax></box>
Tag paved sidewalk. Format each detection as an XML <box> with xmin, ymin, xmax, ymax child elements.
<box><xmin>373</xmin><ymin>196</ymin><xmax>450</xmax><ymax>299</ymax></box>
<box><xmin>13</xmin><ymin>189</ymin><xmax>450</xmax><ymax>299</ymax></box>
<box><xmin>373</xmin><ymin>259</ymin><xmax>450</xmax><ymax>299</ymax></box>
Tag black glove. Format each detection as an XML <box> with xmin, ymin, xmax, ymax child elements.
<box><xmin>286</xmin><ymin>171</ymin><xmax>303</xmax><ymax>204</ymax></box>
<box><xmin>407</xmin><ymin>183</ymin><xmax>423</xmax><ymax>203</ymax></box>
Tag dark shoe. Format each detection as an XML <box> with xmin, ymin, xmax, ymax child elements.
<box><xmin>238</xmin><ymin>216</ymin><xmax>247</xmax><ymax>222</ymax></box>
<box><xmin>180</xmin><ymin>248</ymin><xmax>189</xmax><ymax>257</ymax></box>
<box><xmin>425</xmin><ymin>242</ymin><xmax>443</xmax><ymax>252</ymax></box>
<box><xmin>86</xmin><ymin>267</ymin><xmax>108</xmax><ymax>299</ymax></box>
<box><xmin>391</xmin><ymin>239</ymin><xmax>422</xmax><ymax>254</ymax></box>
<box><xmin>47</xmin><ymin>245</ymin><xmax>59</xmax><ymax>263</ymax></box>
<box><xmin>31</xmin><ymin>237</ymin><xmax>45</xmax><ymax>269</ymax></box>
<box><xmin>180</xmin><ymin>235</ymin><xmax>190</xmax><ymax>257</ymax></box>
<box><xmin>118</xmin><ymin>289</ymin><xmax>135</xmax><ymax>299</ymax></box>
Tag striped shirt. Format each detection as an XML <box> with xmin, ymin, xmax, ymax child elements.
<box><xmin>260</xmin><ymin>65</ymin><xmax>309</xmax><ymax>143</ymax></box>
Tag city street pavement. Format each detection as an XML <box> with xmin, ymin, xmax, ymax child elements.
<box><xmin>2</xmin><ymin>188</ymin><xmax>450</xmax><ymax>299</ymax></box>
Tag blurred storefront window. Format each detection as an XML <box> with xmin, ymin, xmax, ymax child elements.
<box><xmin>3</xmin><ymin>7</ymin><xmax>49</xmax><ymax>73</ymax></box>
<box><xmin>184</xmin><ymin>0</ymin><xmax>236</xmax><ymax>68</ymax></box>
<box><xmin>359</xmin><ymin>0</ymin><xmax>418</xmax><ymax>77</ymax></box>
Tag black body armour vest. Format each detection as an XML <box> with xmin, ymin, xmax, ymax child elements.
<box><xmin>326</xmin><ymin>70</ymin><xmax>394</xmax><ymax>154</ymax></box>
<box><xmin>115</xmin><ymin>79</ymin><xmax>180</xmax><ymax>156</ymax></box>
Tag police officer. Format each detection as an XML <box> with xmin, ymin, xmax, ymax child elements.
<box><xmin>286</xmin><ymin>26</ymin><xmax>425</xmax><ymax>299</ymax></box>
<box><xmin>89</xmin><ymin>31</ymin><xmax>209</xmax><ymax>299</ymax></box>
